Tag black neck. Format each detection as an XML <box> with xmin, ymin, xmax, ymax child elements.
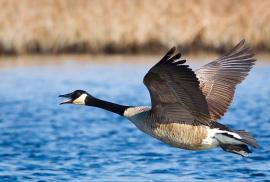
<box><xmin>85</xmin><ymin>96</ymin><xmax>130</xmax><ymax>116</ymax></box>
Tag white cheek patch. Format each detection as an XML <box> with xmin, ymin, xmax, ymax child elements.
<box><xmin>73</xmin><ymin>94</ymin><xmax>87</xmax><ymax>105</ymax></box>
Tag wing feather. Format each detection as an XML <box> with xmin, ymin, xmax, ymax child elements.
<box><xmin>196</xmin><ymin>40</ymin><xmax>256</xmax><ymax>121</ymax></box>
<box><xmin>144</xmin><ymin>48</ymin><xmax>211</xmax><ymax>125</ymax></box>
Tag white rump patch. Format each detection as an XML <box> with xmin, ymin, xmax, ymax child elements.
<box><xmin>202</xmin><ymin>128</ymin><xmax>243</xmax><ymax>148</ymax></box>
<box><xmin>203</xmin><ymin>127</ymin><xmax>243</xmax><ymax>147</ymax></box>
<box><xmin>224</xmin><ymin>131</ymin><xmax>242</xmax><ymax>139</ymax></box>
<box><xmin>201</xmin><ymin>128</ymin><xmax>219</xmax><ymax>147</ymax></box>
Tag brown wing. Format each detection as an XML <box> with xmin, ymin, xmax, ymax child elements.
<box><xmin>196</xmin><ymin>40</ymin><xmax>256</xmax><ymax>121</ymax></box>
<box><xmin>144</xmin><ymin>47</ymin><xmax>211</xmax><ymax>125</ymax></box>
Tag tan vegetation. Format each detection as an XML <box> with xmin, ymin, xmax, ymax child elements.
<box><xmin>0</xmin><ymin>0</ymin><xmax>269</xmax><ymax>54</ymax></box>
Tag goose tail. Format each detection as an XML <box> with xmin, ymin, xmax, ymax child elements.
<box><xmin>236</xmin><ymin>130</ymin><xmax>258</xmax><ymax>149</ymax></box>
<box><xmin>215</xmin><ymin>129</ymin><xmax>258</xmax><ymax>157</ymax></box>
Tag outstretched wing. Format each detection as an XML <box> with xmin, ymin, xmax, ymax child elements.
<box><xmin>196</xmin><ymin>40</ymin><xmax>256</xmax><ymax>121</ymax></box>
<box><xmin>144</xmin><ymin>47</ymin><xmax>211</xmax><ymax>125</ymax></box>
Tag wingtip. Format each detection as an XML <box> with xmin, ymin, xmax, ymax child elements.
<box><xmin>168</xmin><ymin>46</ymin><xmax>176</xmax><ymax>54</ymax></box>
<box><xmin>234</xmin><ymin>39</ymin><xmax>246</xmax><ymax>50</ymax></box>
<box><xmin>218</xmin><ymin>39</ymin><xmax>255</xmax><ymax>60</ymax></box>
<box><xmin>235</xmin><ymin>39</ymin><xmax>256</xmax><ymax>59</ymax></box>
<box><xmin>239</xmin><ymin>39</ymin><xmax>245</xmax><ymax>45</ymax></box>
<box><xmin>159</xmin><ymin>46</ymin><xmax>177</xmax><ymax>63</ymax></box>
<box><xmin>179</xmin><ymin>59</ymin><xmax>186</xmax><ymax>64</ymax></box>
<box><xmin>169</xmin><ymin>53</ymin><xmax>181</xmax><ymax>62</ymax></box>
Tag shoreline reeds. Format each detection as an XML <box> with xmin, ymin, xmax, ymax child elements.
<box><xmin>0</xmin><ymin>0</ymin><xmax>269</xmax><ymax>54</ymax></box>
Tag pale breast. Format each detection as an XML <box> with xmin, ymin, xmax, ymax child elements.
<box><xmin>147</xmin><ymin>122</ymin><xmax>210</xmax><ymax>150</ymax></box>
<box><xmin>124</xmin><ymin>107</ymin><xmax>215</xmax><ymax>150</ymax></box>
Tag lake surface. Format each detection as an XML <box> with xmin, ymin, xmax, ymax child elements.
<box><xmin>0</xmin><ymin>58</ymin><xmax>269</xmax><ymax>181</ymax></box>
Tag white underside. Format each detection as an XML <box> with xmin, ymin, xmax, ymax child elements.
<box><xmin>202</xmin><ymin>128</ymin><xmax>244</xmax><ymax>149</ymax></box>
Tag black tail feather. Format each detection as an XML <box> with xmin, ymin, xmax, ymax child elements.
<box><xmin>215</xmin><ymin>128</ymin><xmax>258</xmax><ymax>157</ymax></box>
<box><xmin>236</xmin><ymin>130</ymin><xmax>258</xmax><ymax>148</ymax></box>
<box><xmin>220</xmin><ymin>144</ymin><xmax>251</xmax><ymax>157</ymax></box>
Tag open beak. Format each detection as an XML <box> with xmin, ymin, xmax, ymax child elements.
<box><xmin>59</xmin><ymin>93</ymin><xmax>73</xmax><ymax>105</ymax></box>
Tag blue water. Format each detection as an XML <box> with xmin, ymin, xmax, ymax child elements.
<box><xmin>0</xmin><ymin>60</ymin><xmax>269</xmax><ymax>181</ymax></box>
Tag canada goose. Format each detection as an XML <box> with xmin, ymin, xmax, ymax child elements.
<box><xmin>59</xmin><ymin>40</ymin><xmax>258</xmax><ymax>157</ymax></box>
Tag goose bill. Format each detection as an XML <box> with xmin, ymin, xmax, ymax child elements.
<box><xmin>59</xmin><ymin>93</ymin><xmax>73</xmax><ymax>104</ymax></box>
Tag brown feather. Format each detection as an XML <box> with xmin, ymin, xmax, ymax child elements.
<box><xmin>196</xmin><ymin>40</ymin><xmax>256</xmax><ymax>121</ymax></box>
<box><xmin>144</xmin><ymin>47</ymin><xmax>211</xmax><ymax>126</ymax></box>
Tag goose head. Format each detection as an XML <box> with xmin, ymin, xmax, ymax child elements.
<box><xmin>59</xmin><ymin>90</ymin><xmax>90</xmax><ymax>105</ymax></box>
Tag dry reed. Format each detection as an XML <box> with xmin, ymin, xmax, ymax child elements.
<box><xmin>0</xmin><ymin>0</ymin><xmax>269</xmax><ymax>54</ymax></box>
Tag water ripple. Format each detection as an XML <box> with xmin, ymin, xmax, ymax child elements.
<box><xmin>0</xmin><ymin>62</ymin><xmax>269</xmax><ymax>181</ymax></box>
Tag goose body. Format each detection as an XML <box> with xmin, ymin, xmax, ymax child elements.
<box><xmin>123</xmin><ymin>107</ymin><xmax>243</xmax><ymax>151</ymax></box>
<box><xmin>124</xmin><ymin>106</ymin><xmax>212</xmax><ymax>150</ymax></box>
<box><xmin>60</xmin><ymin>40</ymin><xmax>258</xmax><ymax>157</ymax></box>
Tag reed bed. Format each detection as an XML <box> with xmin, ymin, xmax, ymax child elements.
<box><xmin>0</xmin><ymin>0</ymin><xmax>269</xmax><ymax>54</ymax></box>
